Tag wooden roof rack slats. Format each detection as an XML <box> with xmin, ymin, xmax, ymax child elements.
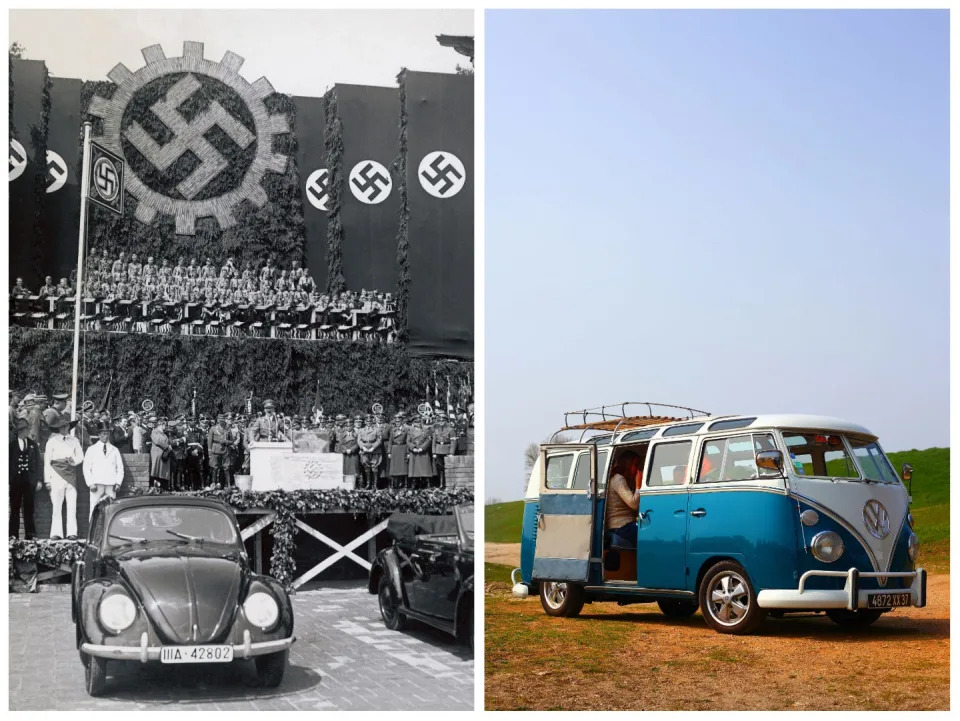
<box><xmin>560</xmin><ymin>401</ymin><xmax>711</xmax><ymax>433</ymax></box>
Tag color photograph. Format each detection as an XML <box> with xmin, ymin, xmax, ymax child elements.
<box><xmin>484</xmin><ymin>9</ymin><xmax>948</xmax><ymax>711</ymax></box>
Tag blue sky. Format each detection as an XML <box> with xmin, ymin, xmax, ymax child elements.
<box><xmin>485</xmin><ymin>10</ymin><xmax>949</xmax><ymax>501</ymax></box>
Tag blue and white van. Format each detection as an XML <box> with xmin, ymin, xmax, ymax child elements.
<box><xmin>511</xmin><ymin>403</ymin><xmax>926</xmax><ymax>634</ymax></box>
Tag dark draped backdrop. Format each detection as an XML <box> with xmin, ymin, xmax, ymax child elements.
<box><xmin>8</xmin><ymin>56</ymin><xmax>473</xmax><ymax>360</ymax></box>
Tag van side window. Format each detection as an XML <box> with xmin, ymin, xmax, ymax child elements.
<box><xmin>646</xmin><ymin>441</ymin><xmax>691</xmax><ymax>487</ymax></box>
<box><xmin>545</xmin><ymin>453</ymin><xmax>575</xmax><ymax>489</ymax></box>
<box><xmin>571</xmin><ymin>452</ymin><xmax>590</xmax><ymax>490</ymax></box>
<box><xmin>596</xmin><ymin>449</ymin><xmax>610</xmax><ymax>489</ymax></box>
<box><xmin>698</xmin><ymin>433</ymin><xmax>780</xmax><ymax>482</ymax></box>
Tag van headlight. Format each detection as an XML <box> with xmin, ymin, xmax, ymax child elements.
<box><xmin>907</xmin><ymin>532</ymin><xmax>919</xmax><ymax>562</ymax></box>
<box><xmin>907</xmin><ymin>513</ymin><xmax>915</xmax><ymax>529</ymax></box>
<box><xmin>243</xmin><ymin>592</ymin><xmax>280</xmax><ymax>629</ymax></box>
<box><xmin>99</xmin><ymin>592</ymin><xmax>137</xmax><ymax>633</ymax></box>
<box><xmin>810</xmin><ymin>531</ymin><xmax>844</xmax><ymax>563</ymax></box>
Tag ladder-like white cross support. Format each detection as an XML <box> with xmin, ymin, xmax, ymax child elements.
<box><xmin>291</xmin><ymin>519</ymin><xmax>389</xmax><ymax>589</ymax></box>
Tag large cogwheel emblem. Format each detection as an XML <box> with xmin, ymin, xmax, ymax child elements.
<box><xmin>87</xmin><ymin>41</ymin><xmax>289</xmax><ymax>235</ymax></box>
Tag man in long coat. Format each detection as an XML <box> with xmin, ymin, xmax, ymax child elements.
<box><xmin>406</xmin><ymin>417</ymin><xmax>434</xmax><ymax>490</ymax></box>
<box><xmin>388</xmin><ymin>412</ymin><xmax>409</xmax><ymax>489</ymax></box>
<box><xmin>357</xmin><ymin>415</ymin><xmax>383</xmax><ymax>490</ymax></box>
<box><xmin>149</xmin><ymin>417</ymin><xmax>172</xmax><ymax>490</ymax></box>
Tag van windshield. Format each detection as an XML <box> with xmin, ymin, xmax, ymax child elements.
<box><xmin>781</xmin><ymin>432</ymin><xmax>899</xmax><ymax>483</ymax></box>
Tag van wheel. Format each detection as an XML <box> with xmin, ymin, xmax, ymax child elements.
<box><xmin>539</xmin><ymin>581</ymin><xmax>585</xmax><ymax>617</ymax></box>
<box><xmin>826</xmin><ymin>609</ymin><xmax>884</xmax><ymax>628</ymax></box>
<box><xmin>657</xmin><ymin>598</ymin><xmax>698</xmax><ymax>618</ymax></box>
<box><xmin>699</xmin><ymin>561</ymin><xmax>766</xmax><ymax>635</ymax></box>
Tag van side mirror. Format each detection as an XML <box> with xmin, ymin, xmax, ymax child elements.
<box><xmin>756</xmin><ymin>450</ymin><xmax>784</xmax><ymax>476</ymax></box>
<box><xmin>901</xmin><ymin>463</ymin><xmax>913</xmax><ymax>496</ymax></box>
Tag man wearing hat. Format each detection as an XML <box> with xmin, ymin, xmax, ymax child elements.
<box><xmin>406</xmin><ymin>415</ymin><xmax>434</xmax><ymax>490</ymax></box>
<box><xmin>10</xmin><ymin>417</ymin><xmax>42</xmax><ymax>538</ymax></box>
<box><xmin>110</xmin><ymin>414</ymin><xmax>133</xmax><ymax>454</ymax></box>
<box><xmin>83</xmin><ymin>420</ymin><xmax>124</xmax><ymax>518</ymax></box>
<box><xmin>252</xmin><ymin>400</ymin><xmax>285</xmax><ymax>442</ymax></box>
<box><xmin>184</xmin><ymin>418</ymin><xmax>205</xmax><ymax>490</ymax></box>
<box><xmin>340</xmin><ymin>417</ymin><xmax>362</xmax><ymax>486</ymax></box>
<box><xmin>432</xmin><ymin>412</ymin><xmax>453</xmax><ymax>489</ymax></box>
<box><xmin>20</xmin><ymin>393</ymin><xmax>44</xmax><ymax>446</ymax></box>
<box><xmin>207</xmin><ymin>414</ymin><xmax>229</xmax><ymax>488</ymax></box>
<box><xmin>168</xmin><ymin>416</ymin><xmax>187</xmax><ymax>490</ymax></box>
<box><xmin>149</xmin><ymin>417</ymin><xmax>173</xmax><ymax>490</ymax></box>
<box><xmin>388</xmin><ymin>412</ymin><xmax>410</xmax><ymax>489</ymax></box>
<box><xmin>43</xmin><ymin>410</ymin><xmax>84</xmax><ymax>539</ymax></box>
<box><xmin>357</xmin><ymin>415</ymin><xmax>383</xmax><ymax>490</ymax></box>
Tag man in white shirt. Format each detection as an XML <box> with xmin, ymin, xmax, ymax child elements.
<box><xmin>83</xmin><ymin>420</ymin><xmax>124</xmax><ymax>519</ymax></box>
<box><xmin>43</xmin><ymin>411</ymin><xmax>84</xmax><ymax>540</ymax></box>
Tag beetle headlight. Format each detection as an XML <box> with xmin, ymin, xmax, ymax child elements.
<box><xmin>907</xmin><ymin>532</ymin><xmax>919</xmax><ymax>562</ymax></box>
<box><xmin>99</xmin><ymin>592</ymin><xmax>137</xmax><ymax>633</ymax></box>
<box><xmin>810</xmin><ymin>531</ymin><xmax>844</xmax><ymax>563</ymax></box>
<box><xmin>243</xmin><ymin>592</ymin><xmax>280</xmax><ymax>629</ymax></box>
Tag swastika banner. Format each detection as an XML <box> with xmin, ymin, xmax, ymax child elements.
<box><xmin>88</xmin><ymin>142</ymin><xmax>124</xmax><ymax>215</ymax></box>
<box><xmin>404</xmin><ymin>71</ymin><xmax>474</xmax><ymax>359</ymax></box>
<box><xmin>292</xmin><ymin>94</ymin><xmax>328</xmax><ymax>291</ymax></box>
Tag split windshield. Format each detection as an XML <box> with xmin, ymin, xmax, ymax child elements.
<box><xmin>781</xmin><ymin>432</ymin><xmax>899</xmax><ymax>483</ymax></box>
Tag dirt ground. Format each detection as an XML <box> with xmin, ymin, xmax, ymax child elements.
<box><xmin>484</xmin><ymin>545</ymin><xmax>949</xmax><ymax>711</ymax></box>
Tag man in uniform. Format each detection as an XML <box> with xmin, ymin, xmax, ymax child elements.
<box><xmin>168</xmin><ymin>415</ymin><xmax>187</xmax><ymax>490</ymax></box>
<box><xmin>207</xmin><ymin>414</ymin><xmax>229</xmax><ymax>488</ymax></box>
<box><xmin>431</xmin><ymin>412</ymin><xmax>452</xmax><ymax>488</ymax></box>
<box><xmin>357</xmin><ymin>415</ymin><xmax>383</xmax><ymax>490</ymax></box>
<box><xmin>110</xmin><ymin>415</ymin><xmax>133</xmax><ymax>454</ymax></box>
<box><xmin>375</xmin><ymin>410</ymin><xmax>391</xmax><ymax>488</ymax></box>
<box><xmin>10</xmin><ymin>417</ymin><xmax>42</xmax><ymax>538</ymax></box>
<box><xmin>252</xmin><ymin>400</ymin><xmax>285</xmax><ymax>442</ymax></box>
<box><xmin>42</xmin><ymin>393</ymin><xmax>69</xmax><ymax>448</ymax></box>
<box><xmin>184</xmin><ymin>418</ymin><xmax>205</xmax><ymax>490</ymax></box>
<box><xmin>388</xmin><ymin>411</ymin><xmax>409</xmax><ymax>489</ymax></box>
<box><xmin>406</xmin><ymin>415</ymin><xmax>434</xmax><ymax>490</ymax></box>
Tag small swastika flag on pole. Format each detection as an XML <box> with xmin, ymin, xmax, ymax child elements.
<box><xmin>87</xmin><ymin>142</ymin><xmax>124</xmax><ymax>215</ymax></box>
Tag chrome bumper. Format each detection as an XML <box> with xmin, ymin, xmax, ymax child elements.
<box><xmin>81</xmin><ymin>630</ymin><xmax>296</xmax><ymax>663</ymax></box>
<box><xmin>756</xmin><ymin>567</ymin><xmax>926</xmax><ymax>610</ymax></box>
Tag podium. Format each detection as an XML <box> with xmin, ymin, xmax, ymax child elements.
<box><xmin>249</xmin><ymin>441</ymin><xmax>346</xmax><ymax>491</ymax></box>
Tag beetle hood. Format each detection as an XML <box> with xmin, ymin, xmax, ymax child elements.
<box><xmin>114</xmin><ymin>545</ymin><xmax>244</xmax><ymax>644</ymax></box>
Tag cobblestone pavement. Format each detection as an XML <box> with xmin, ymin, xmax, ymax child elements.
<box><xmin>9</xmin><ymin>585</ymin><xmax>474</xmax><ymax>710</ymax></box>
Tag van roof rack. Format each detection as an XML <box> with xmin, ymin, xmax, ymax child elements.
<box><xmin>561</xmin><ymin>402</ymin><xmax>711</xmax><ymax>434</ymax></box>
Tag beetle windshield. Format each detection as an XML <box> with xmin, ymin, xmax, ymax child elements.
<box><xmin>107</xmin><ymin>506</ymin><xmax>239</xmax><ymax>548</ymax></box>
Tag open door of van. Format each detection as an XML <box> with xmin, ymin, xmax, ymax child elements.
<box><xmin>532</xmin><ymin>444</ymin><xmax>597</xmax><ymax>582</ymax></box>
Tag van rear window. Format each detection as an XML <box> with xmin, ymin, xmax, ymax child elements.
<box><xmin>545</xmin><ymin>454</ymin><xmax>575</xmax><ymax>489</ymax></box>
<box><xmin>708</xmin><ymin>417</ymin><xmax>756</xmax><ymax>432</ymax></box>
<box><xmin>662</xmin><ymin>423</ymin><xmax>704</xmax><ymax>437</ymax></box>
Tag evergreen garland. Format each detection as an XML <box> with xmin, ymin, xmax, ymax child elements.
<box><xmin>392</xmin><ymin>69</ymin><xmax>411</xmax><ymax>344</ymax></box>
<box><xmin>29</xmin><ymin>64</ymin><xmax>52</xmax><ymax>283</ymax></box>
<box><xmin>10</xmin><ymin>487</ymin><xmax>473</xmax><ymax>589</ymax></box>
<box><xmin>323</xmin><ymin>88</ymin><xmax>346</xmax><ymax>293</ymax></box>
<box><xmin>9</xmin><ymin>327</ymin><xmax>473</xmax><ymax>417</ymax></box>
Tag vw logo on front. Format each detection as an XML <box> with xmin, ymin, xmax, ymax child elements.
<box><xmin>862</xmin><ymin>499</ymin><xmax>890</xmax><ymax>539</ymax></box>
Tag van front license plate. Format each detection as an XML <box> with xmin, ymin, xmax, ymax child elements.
<box><xmin>867</xmin><ymin>592</ymin><xmax>911</xmax><ymax>609</ymax></box>
<box><xmin>160</xmin><ymin>645</ymin><xmax>234</xmax><ymax>664</ymax></box>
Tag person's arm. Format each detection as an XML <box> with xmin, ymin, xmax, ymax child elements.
<box><xmin>612</xmin><ymin>475</ymin><xmax>641</xmax><ymax>510</ymax></box>
<box><xmin>112</xmin><ymin>448</ymin><xmax>124</xmax><ymax>488</ymax></box>
<box><xmin>82</xmin><ymin>447</ymin><xmax>96</xmax><ymax>488</ymax></box>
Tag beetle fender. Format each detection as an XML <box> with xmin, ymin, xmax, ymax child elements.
<box><xmin>454</xmin><ymin>575</ymin><xmax>474</xmax><ymax>636</ymax></box>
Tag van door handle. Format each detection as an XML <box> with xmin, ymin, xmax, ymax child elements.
<box><xmin>690</xmin><ymin>509</ymin><xmax>707</xmax><ymax>517</ymax></box>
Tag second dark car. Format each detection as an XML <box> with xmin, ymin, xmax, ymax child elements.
<box><xmin>368</xmin><ymin>504</ymin><xmax>474</xmax><ymax>649</ymax></box>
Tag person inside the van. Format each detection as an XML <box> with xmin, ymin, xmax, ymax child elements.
<box><xmin>606</xmin><ymin>450</ymin><xmax>643</xmax><ymax>547</ymax></box>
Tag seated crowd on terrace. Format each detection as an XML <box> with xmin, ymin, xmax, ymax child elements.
<box><xmin>10</xmin><ymin>249</ymin><xmax>395</xmax><ymax>342</ymax></box>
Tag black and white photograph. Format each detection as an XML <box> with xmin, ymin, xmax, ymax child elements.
<box><xmin>8</xmin><ymin>8</ymin><xmax>474</xmax><ymax>711</ymax></box>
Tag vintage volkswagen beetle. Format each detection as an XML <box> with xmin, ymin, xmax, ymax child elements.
<box><xmin>72</xmin><ymin>495</ymin><xmax>295</xmax><ymax>696</ymax></box>
<box><xmin>368</xmin><ymin>503</ymin><xmax>474</xmax><ymax>649</ymax></box>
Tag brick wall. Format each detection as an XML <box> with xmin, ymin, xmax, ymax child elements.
<box><xmin>445</xmin><ymin>455</ymin><xmax>474</xmax><ymax>492</ymax></box>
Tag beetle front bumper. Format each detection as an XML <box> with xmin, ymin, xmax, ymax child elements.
<box><xmin>80</xmin><ymin>630</ymin><xmax>296</xmax><ymax>663</ymax></box>
<box><xmin>756</xmin><ymin>567</ymin><xmax>926</xmax><ymax>611</ymax></box>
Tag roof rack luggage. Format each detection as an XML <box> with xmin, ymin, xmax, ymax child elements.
<box><xmin>558</xmin><ymin>402</ymin><xmax>711</xmax><ymax>442</ymax></box>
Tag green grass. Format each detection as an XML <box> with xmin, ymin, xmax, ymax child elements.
<box><xmin>486</xmin><ymin>447</ymin><xmax>949</xmax><ymax>546</ymax></box>
<box><xmin>485</xmin><ymin>500</ymin><xmax>524</xmax><ymax>543</ymax></box>
<box><xmin>485</xmin><ymin>562</ymin><xmax>514</xmax><ymax>584</ymax></box>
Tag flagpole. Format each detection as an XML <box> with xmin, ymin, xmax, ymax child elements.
<box><xmin>71</xmin><ymin>121</ymin><xmax>93</xmax><ymax>421</ymax></box>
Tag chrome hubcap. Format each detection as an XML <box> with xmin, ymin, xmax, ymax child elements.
<box><xmin>707</xmin><ymin>571</ymin><xmax>750</xmax><ymax>626</ymax></box>
<box><xmin>543</xmin><ymin>582</ymin><xmax>568</xmax><ymax>609</ymax></box>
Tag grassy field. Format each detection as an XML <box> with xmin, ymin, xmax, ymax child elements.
<box><xmin>486</xmin><ymin>447</ymin><xmax>949</xmax><ymax>567</ymax></box>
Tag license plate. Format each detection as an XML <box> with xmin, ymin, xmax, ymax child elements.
<box><xmin>867</xmin><ymin>592</ymin><xmax>911</xmax><ymax>609</ymax></box>
<box><xmin>160</xmin><ymin>645</ymin><xmax>234</xmax><ymax>664</ymax></box>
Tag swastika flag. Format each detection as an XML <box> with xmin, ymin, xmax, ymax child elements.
<box><xmin>88</xmin><ymin>142</ymin><xmax>124</xmax><ymax>215</ymax></box>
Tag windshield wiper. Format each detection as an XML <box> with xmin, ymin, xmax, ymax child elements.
<box><xmin>109</xmin><ymin>533</ymin><xmax>146</xmax><ymax>544</ymax></box>
<box><xmin>165</xmin><ymin>529</ymin><xmax>205</xmax><ymax>545</ymax></box>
